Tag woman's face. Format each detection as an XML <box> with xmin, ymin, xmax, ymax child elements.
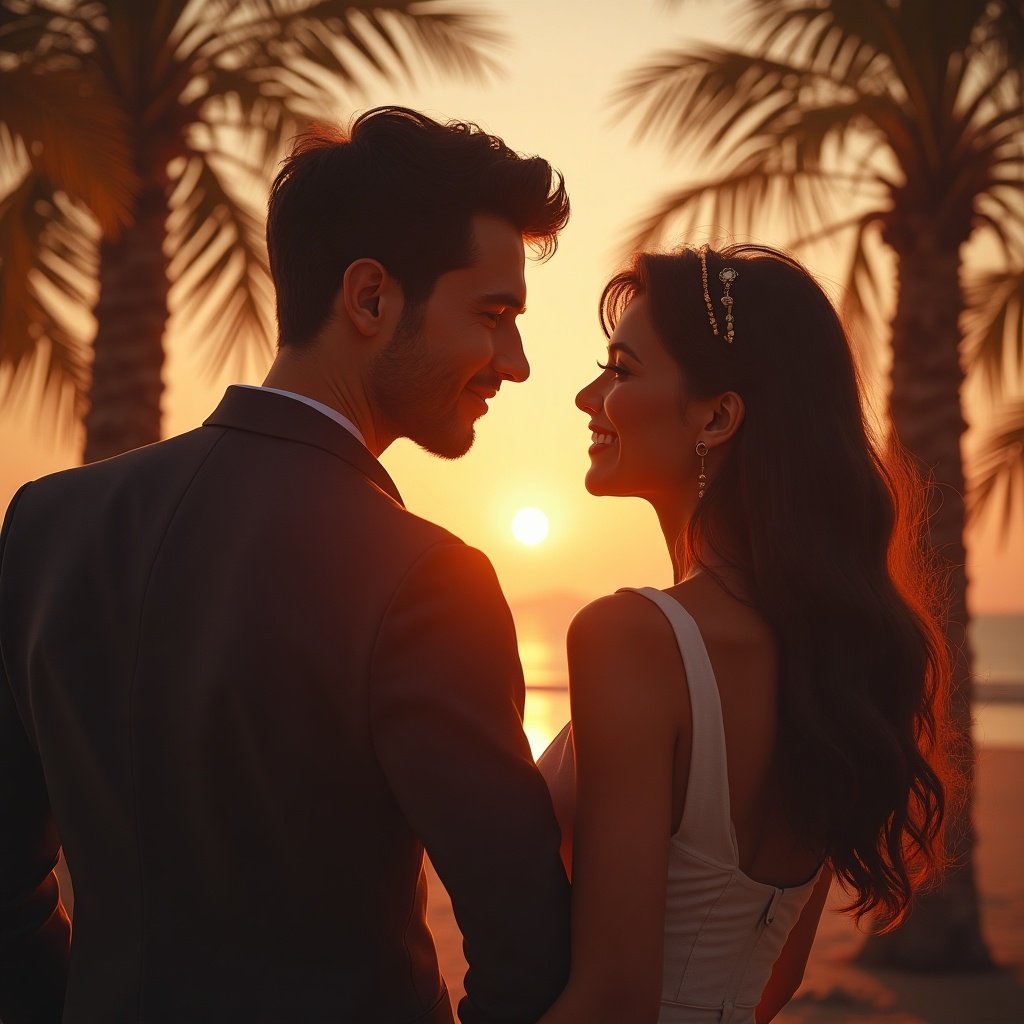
<box><xmin>576</xmin><ymin>295</ymin><xmax>700</xmax><ymax>501</ymax></box>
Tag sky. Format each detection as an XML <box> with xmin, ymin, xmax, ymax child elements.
<box><xmin>1</xmin><ymin>0</ymin><xmax>1021</xmax><ymax>630</ymax></box>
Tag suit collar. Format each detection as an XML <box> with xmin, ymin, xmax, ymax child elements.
<box><xmin>204</xmin><ymin>385</ymin><xmax>404</xmax><ymax>506</ymax></box>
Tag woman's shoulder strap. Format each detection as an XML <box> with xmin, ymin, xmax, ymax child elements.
<box><xmin>618</xmin><ymin>587</ymin><xmax>737</xmax><ymax>863</ymax></box>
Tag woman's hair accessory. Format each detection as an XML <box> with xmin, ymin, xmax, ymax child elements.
<box><xmin>699</xmin><ymin>246</ymin><xmax>739</xmax><ymax>344</ymax></box>
<box><xmin>719</xmin><ymin>267</ymin><xmax>738</xmax><ymax>344</ymax></box>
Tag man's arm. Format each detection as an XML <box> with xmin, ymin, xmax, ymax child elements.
<box><xmin>370</xmin><ymin>541</ymin><xmax>570</xmax><ymax>1024</ymax></box>
<box><xmin>0</xmin><ymin>484</ymin><xmax>71</xmax><ymax>1023</ymax></box>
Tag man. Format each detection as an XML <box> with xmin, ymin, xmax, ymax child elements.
<box><xmin>0</xmin><ymin>107</ymin><xmax>570</xmax><ymax>1023</ymax></box>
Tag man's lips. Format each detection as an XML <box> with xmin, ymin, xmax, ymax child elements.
<box><xmin>464</xmin><ymin>386</ymin><xmax>498</xmax><ymax>413</ymax></box>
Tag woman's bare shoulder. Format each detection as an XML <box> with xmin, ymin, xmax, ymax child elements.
<box><xmin>568</xmin><ymin>590</ymin><xmax>678</xmax><ymax>649</ymax></box>
<box><xmin>567</xmin><ymin>591</ymin><xmax>688</xmax><ymax>710</ymax></box>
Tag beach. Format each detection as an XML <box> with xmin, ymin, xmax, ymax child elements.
<box><xmin>47</xmin><ymin>729</ymin><xmax>1023</xmax><ymax>1021</ymax></box>
<box><xmin>426</xmin><ymin>745</ymin><xmax>1024</xmax><ymax>1023</ymax></box>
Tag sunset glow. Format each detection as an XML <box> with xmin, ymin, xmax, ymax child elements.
<box><xmin>511</xmin><ymin>507</ymin><xmax>549</xmax><ymax>546</ymax></box>
<box><xmin>0</xmin><ymin>1</ymin><xmax>1019</xmax><ymax>615</ymax></box>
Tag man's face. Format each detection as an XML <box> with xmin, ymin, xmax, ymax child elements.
<box><xmin>368</xmin><ymin>214</ymin><xmax>529</xmax><ymax>458</ymax></box>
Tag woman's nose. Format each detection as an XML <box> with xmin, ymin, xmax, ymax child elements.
<box><xmin>576</xmin><ymin>375</ymin><xmax>603</xmax><ymax>415</ymax></box>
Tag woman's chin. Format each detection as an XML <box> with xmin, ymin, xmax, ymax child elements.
<box><xmin>583</xmin><ymin>468</ymin><xmax>616</xmax><ymax>496</ymax></box>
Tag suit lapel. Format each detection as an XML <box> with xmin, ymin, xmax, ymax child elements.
<box><xmin>204</xmin><ymin>386</ymin><xmax>404</xmax><ymax>506</ymax></box>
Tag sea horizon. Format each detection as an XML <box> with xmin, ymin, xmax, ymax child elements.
<box><xmin>518</xmin><ymin>608</ymin><xmax>1024</xmax><ymax>754</ymax></box>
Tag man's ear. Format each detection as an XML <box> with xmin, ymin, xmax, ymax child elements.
<box><xmin>336</xmin><ymin>259</ymin><xmax>402</xmax><ymax>338</ymax></box>
<box><xmin>699</xmin><ymin>391</ymin><xmax>745</xmax><ymax>450</ymax></box>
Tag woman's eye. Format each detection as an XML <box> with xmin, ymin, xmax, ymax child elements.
<box><xmin>596</xmin><ymin>360</ymin><xmax>629</xmax><ymax>379</ymax></box>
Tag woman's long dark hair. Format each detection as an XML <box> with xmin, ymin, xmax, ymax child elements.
<box><xmin>600</xmin><ymin>244</ymin><xmax>954</xmax><ymax>929</ymax></box>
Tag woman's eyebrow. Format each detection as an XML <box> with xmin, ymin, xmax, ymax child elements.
<box><xmin>609</xmin><ymin>341</ymin><xmax>642</xmax><ymax>363</ymax></box>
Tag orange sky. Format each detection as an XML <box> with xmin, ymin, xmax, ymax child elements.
<box><xmin>1</xmin><ymin>0</ymin><xmax>1021</xmax><ymax>615</ymax></box>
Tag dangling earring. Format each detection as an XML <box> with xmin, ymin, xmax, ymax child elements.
<box><xmin>695</xmin><ymin>441</ymin><xmax>708</xmax><ymax>499</ymax></box>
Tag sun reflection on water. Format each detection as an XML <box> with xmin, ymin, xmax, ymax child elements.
<box><xmin>523</xmin><ymin>686</ymin><xmax>570</xmax><ymax>759</ymax></box>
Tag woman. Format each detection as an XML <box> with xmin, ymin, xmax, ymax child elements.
<box><xmin>537</xmin><ymin>244</ymin><xmax>952</xmax><ymax>1024</ymax></box>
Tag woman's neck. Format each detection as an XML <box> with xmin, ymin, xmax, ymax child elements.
<box><xmin>653</xmin><ymin>500</ymin><xmax>689</xmax><ymax>583</ymax></box>
<box><xmin>653</xmin><ymin>499</ymin><xmax>751</xmax><ymax>599</ymax></box>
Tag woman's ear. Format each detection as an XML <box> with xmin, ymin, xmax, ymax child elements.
<box><xmin>700</xmin><ymin>391</ymin><xmax>745</xmax><ymax>449</ymax></box>
<box><xmin>336</xmin><ymin>259</ymin><xmax>402</xmax><ymax>338</ymax></box>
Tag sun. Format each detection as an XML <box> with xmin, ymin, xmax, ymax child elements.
<box><xmin>511</xmin><ymin>507</ymin><xmax>549</xmax><ymax>546</ymax></box>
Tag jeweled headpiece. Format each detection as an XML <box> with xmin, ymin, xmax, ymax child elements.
<box><xmin>699</xmin><ymin>246</ymin><xmax>739</xmax><ymax>344</ymax></box>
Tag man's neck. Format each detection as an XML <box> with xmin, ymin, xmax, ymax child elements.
<box><xmin>263</xmin><ymin>347</ymin><xmax>390</xmax><ymax>456</ymax></box>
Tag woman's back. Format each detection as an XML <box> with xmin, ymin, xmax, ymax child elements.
<box><xmin>662</xmin><ymin>573</ymin><xmax>821</xmax><ymax>889</ymax></box>
<box><xmin>628</xmin><ymin>584</ymin><xmax>822</xmax><ymax>1022</ymax></box>
<box><xmin>539</xmin><ymin>577</ymin><xmax>829</xmax><ymax>1023</ymax></box>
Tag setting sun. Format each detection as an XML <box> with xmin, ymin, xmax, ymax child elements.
<box><xmin>511</xmin><ymin>507</ymin><xmax>549</xmax><ymax>546</ymax></box>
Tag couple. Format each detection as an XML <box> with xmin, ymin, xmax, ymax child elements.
<box><xmin>0</xmin><ymin>107</ymin><xmax>950</xmax><ymax>1024</ymax></box>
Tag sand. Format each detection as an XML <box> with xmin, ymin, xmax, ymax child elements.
<box><xmin>426</xmin><ymin>746</ymin><xmax>1024</xmax><ymax>1023</ymax></box>
<box><xmin>48</xmin><ymin>747</ymin><xmax>1023</xmax><ymax>1021</ymax></box>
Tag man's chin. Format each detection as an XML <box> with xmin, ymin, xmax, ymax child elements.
<box><xmin>411</xmin><ymin>422</ymin><xmax>476</xmax><ymax>461</ymax></box>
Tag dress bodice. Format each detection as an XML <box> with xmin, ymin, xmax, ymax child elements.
<box><xmin>538</xmin><ymin>587</ymin><xmax>821</xmax><ymax>1024</ymax></box>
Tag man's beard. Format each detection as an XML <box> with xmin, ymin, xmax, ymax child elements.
<box><xmin>368</xmin><ymin>304</ymin><xmax>476</xmax><ymax>459</ymax></box>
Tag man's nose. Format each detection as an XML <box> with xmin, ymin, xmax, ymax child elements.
<box><xmin>495</xmin><ymin>326</ymin><xmax>529</xmax><ymax>383</ymax></box>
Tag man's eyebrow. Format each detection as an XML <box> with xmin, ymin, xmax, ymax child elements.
<box><xmin>479</xmin><ymin>292</ymin><xmax>526</xmax><ymax>313</ymax></box>
<box><xmin>609</xmin><ymin>341</ymin><xmax>643</xmax><ymax>363</ymax></box>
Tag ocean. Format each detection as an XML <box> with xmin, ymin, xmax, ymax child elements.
<box><xmin>972</xmin><ymin>615</ymin><xmax>1024</xmax><ymax>749</ymax></box>
<box><xmin>519</xmin><ymin>610</ymin><xmax>1024</xmax><ymax>755</ymax></box>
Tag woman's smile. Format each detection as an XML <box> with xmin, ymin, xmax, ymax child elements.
<box><xmin>588</xmin><ymin>424</ymin><xmax>618</xmax><ymax>456</ymax></box>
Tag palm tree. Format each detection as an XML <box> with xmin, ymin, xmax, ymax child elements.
<box><xmin>967</xmin><ymin>266</ymin><xmax>1024</xmax><ymax>534</ymax></box>
<box><xmin>615</xmin><ymin>0</ymin><xmax>1024</xmax><ymax>970</ymax></box>
<box><xmin>0</xmin><ymin>0</ymin><xmax>501</xmax><ymax>461</ymax></box>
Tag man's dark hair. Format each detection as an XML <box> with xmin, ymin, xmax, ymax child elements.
<box><xmin>266</xmin><ymin>106</ymin><xmax>570</xmax><ymax>347</ymax></box>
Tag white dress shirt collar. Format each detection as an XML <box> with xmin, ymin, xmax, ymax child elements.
<box><xmin>240</xmin><ymin>385</ymin><xmax>368</xmax><ymax>449</ymax></box>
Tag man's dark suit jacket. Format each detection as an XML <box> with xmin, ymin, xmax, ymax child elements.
<box><xmin>0</xmin><ymin>386</ymin><xmax>570</xmax><ymax>1023</ymax></box>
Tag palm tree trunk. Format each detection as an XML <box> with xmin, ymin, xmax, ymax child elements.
<box><xmin>860</xmin><ymin>218</ymin><xmax>994</xmax><ymax>970</ymax></box>
<box><xmin>83</xmin><ymin>181</ymin><xmax>169</xmax><ymax>462</ymax></box>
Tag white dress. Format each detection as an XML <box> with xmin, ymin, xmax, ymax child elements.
<box><xmin>538</xmin><ymin>587</ymin><xmax>821</xmax><ymax>1024</ymax></box>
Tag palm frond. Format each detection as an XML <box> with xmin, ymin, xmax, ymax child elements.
<box><xmin>150</xmin><ymin>0</ymin><xmax>194</xmax><ymax>40</ymax></box>
<box><xmin>613</xmin><ymin>46</ymin><xmax>841</xmax><ymax>158</ymax></box>
<box><xmin>950</xmin><ymin>38</ymin><xmax>1022</xmax><ymax>142</ymax></box>
<box><xmin>963</xmin><ymin>264</ymin><xmax>1024</xmax><ymax>400</ymax></box>
<box><xmin>739</xmin><ymin>0</ymin><xmax>950</xmax><ymax>116</ymax></box>
<box><xmin>746</xmin><ymin>0</ymin><xmax>999</xmax><ymax>171</ymax></box>
<box><xmin>171</xmin><ymin>2</ymin><xmax>504</xmax><ymax>169</ymax></box>
<box><xmin>817</xmin><ymin>0</ymin><xmax>935</xmax><ymax>140</ymax></box>
<box><xmin>968</xmin><ymin>399</ymin><xmax>1024</xmax><ymax>538</ymax></box>
<box><xmin>165</xmin><ymin>151</ymin><xmax>275</xmax><ymax>378</ymax></box>
<box><xmin>199</xmin><ymin>89</ymin><xmax>301</xmax><ymax>179</ymax></box>
<box><xmin>0</xmin><ymin>62</ymin><xmax>136</xmax><ymax>235</ymax></box>
<box><xmin>788</xmin><ymin>205</ymin><xmax>892</xmax><ymax>383</ymax></box>
<box><xmin>980</xmin><ymin>0</ymin><xmax>1024</xmax><ymax>83</ymax></box>
<box><xmin>832</xmin><ymin>212</ymin><xmax>888</xmax><ymax>383</ymax></box>
<box><xmin>617</xmin><ymin>155</ymin><xmax>853</xmax><ymax>258</ymax></box>
<box><xmin>0</xmin><ymin>170</ymin><xmax>92</xmax><ymax>422</ymax></box>
<box><xmin>973</xmin><ymin>215</ymin><xmax>1021</xmax><ymax>269</ymax></box>
<box><xmin>974</xmin><ymin>186</ymin><xmax>1024</xmax><ymax>262</ymax></box>
<box><xmin>613</xmin><ymin>39</ymin><xmax>922</xmax><ymax>211</ymax></box>
<box><xmin>0</xmin><ymin>1</ymin><xmax>54</xmax><ymax>53</ymax></box>
<box><xmin>956</xmin><ymin>104</ymin><xmax>1024</xmax><ymax>165</ymax></box>
<box><xmin>740</xmin><ymin>0</ymin><xmax>897</xmax><ymax>91</ymax></box>
<box><xmin>200</xmin><ymin>1</ymin><xmax>504</xmax><ymax>92</ymax></box>
<box><xmin>748</xmin><ymin>95</ymin><xmax>906</xmax><ymax>176</ymax></box>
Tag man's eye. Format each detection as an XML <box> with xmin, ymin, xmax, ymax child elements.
<box><xmin>482</xmin><ymin>311</ymin><xmax>501</xmax><ymax>326</ymax></box>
